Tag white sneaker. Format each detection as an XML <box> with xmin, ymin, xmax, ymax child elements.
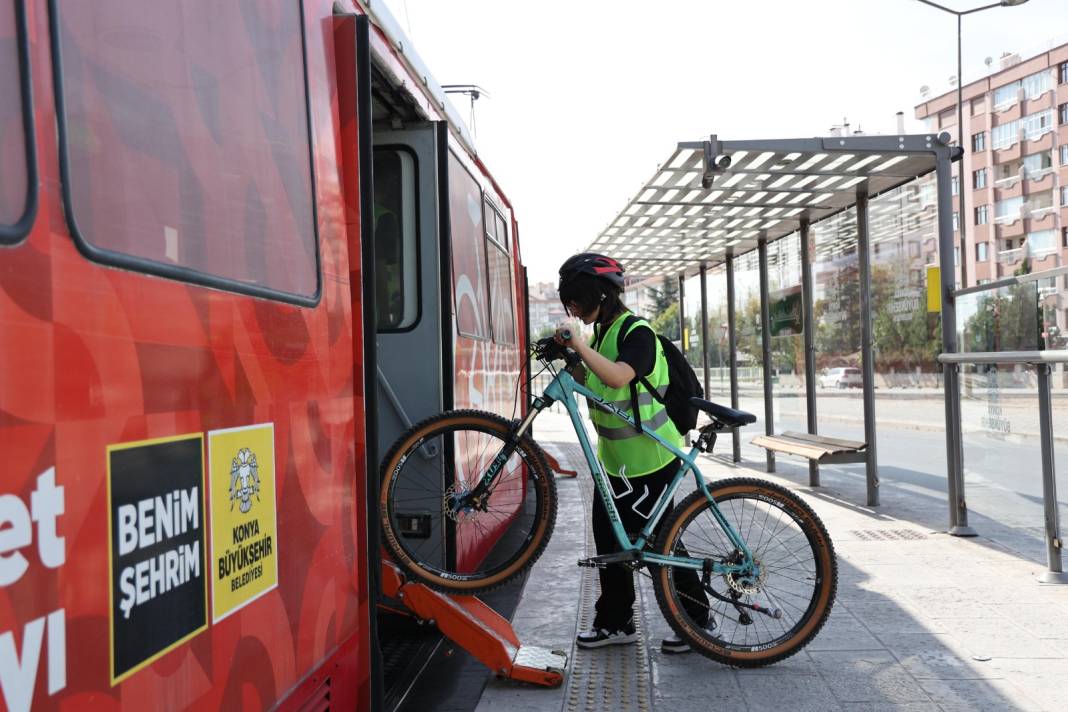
<box><xmin>576</xmin><ymin>626</ymin><xmax>638</xmax><ymax>648</ymax></box>
<box><xmin>660</xmin><ymin>634</ymin><xmax>691</xmax><ymax>654</ymax></box>
<box><xmin>662</xmin><ymin>619</ymin><xmax>716</xmax><ymax>654</ymax></box>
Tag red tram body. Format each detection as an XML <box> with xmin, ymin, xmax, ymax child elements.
<box><xmin>0</xmin><ymin>1</ymin><xmax>528</xmax><ymax>709</ymax></box>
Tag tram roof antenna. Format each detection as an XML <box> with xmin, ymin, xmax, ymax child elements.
<box><xmin>442</xmin><ymin>84</ymin><xmax>491</xmax><ymax>138</ymax></box>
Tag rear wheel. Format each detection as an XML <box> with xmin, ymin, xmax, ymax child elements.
<box><xmin>652</xmin><ymin>478</ymin><xmax>836</xmax><ymax>667</ymax></box>
<box><xmin>380</xmin><ymin>410</ymin><xmax>557</xmax><ymax>594</ymax></box>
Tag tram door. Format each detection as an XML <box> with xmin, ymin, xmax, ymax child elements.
<box><xmin>372</xmin><ymin>125</ymin><xmax>448</xmax><ymax>568</ymax></box>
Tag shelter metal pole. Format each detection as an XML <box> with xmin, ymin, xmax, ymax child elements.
<box><xmin>857</xmin><ymin>193</ymin><xmax>880</xmax><ymax>507</ymax></box>
<box><xmin>1037</xmin><ymin>364</ymin><xmax>1068</xmax><ymax>583</ymax></box>
<box><xmin>936</xmin><ymin>142</ymin><xmax>976</xmax><ymax>536</ymax></box>
<box><xmin>758</xmin><ymin>238</ymin><xmax>775</xmax><ymax>473</ymax></box>
<box><xmin>956</xmin><ymin>12</ymin><xmax>969</xmax><ymax>290</ymax></box>
<box><xmin>700</xmin><ymin>265</ymin><xmax>710</xmax><ymax>401</ymax></box>
<box><xmin>726</xmin><ymin>255</ymin><xmax>741</xmax><ymax>462</ymax></box>
<box><xmin>678</xmin><ymin>274</ymin><xmax>686</xmax><ymax>354</ymax></box>
<box><xmin>800</xmin><ymin>218</ymin><xmax>819</xmax><ymax>487</ymax></box>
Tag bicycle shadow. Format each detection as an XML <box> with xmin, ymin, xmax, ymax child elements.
<box><xmin>637</xmin><ymin>550</ymin><xmax>1044</xmax><ymax>710</ymax></box>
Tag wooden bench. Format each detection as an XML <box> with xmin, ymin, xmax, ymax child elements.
<box><xmin>751</xmin><ymin>431</ymin><xmax>867</xmax><ymax>465</ymax></box>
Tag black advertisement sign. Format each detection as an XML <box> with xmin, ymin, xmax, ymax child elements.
<box><xmin>107</xmin><ymin>434</ymin><xmax>208</xmax><ymax>684</ymax></box>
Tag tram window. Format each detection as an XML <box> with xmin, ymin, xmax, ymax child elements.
<box><xmin>483</xmin><ymin>198</ymin><xmax>508</xmax><ymax>251</ymax></box>
<box><xmin>482</xmin><ymin>200</ymin><xmax>514</xmax><ymax>345</ymax></box>
<box><xmin>449</xmin><ymin>152</ymin><xmax>489</xmax><ymax>340</ymax></box>
<box><xmin>487</xmin><ymin>241</ymin><xmax>515</xmax><ymax>345</ymax></box>
<box><xmin>0</xmin><ymin>0</ymin><xmax>33</xmax><ymax>242</ymax></box>
<box><xmin>51</xmin><ymin>0</ymin><xmax>319</xmax><ymax>303</ymax></box>
<box><xmin>373</xmin><ymin>148</ymin><xmax>418</xmax><ymax>330</ymax></box>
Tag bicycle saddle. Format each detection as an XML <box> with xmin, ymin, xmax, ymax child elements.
<box><xmin>689</xmin><ymin>397</ymin><xmax>757</xmax><ymax>427</ymax></box>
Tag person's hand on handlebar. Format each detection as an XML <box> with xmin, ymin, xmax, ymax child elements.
<box><xmin>553</xmin><ymin>321</ymin><xmax>581</xmax><ymax>347</ymax></box>
<box><xmin>554</xmin><ymin>320</ymin><xmax>636</xmax><ymax>389</ymax></box>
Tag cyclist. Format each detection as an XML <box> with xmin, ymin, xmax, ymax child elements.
<box><xmin>555</xmin><ymin>253</ymin><xmax>710</xmax><ymax>654</ymax></box>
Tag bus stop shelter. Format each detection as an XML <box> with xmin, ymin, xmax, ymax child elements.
<box><xmin>586</xmin><ymin>133</ymin><xmax>964</xmax><ymax>512</ymax></box>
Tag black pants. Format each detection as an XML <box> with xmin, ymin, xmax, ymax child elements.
<box><xmin>592</xmin><ymin>459</ymin><xmax>709</xmax><ymax>631</ymax></box>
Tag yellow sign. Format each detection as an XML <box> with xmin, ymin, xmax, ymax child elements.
<box><xmin>208</xmin><ymin>424</ymin><xmax>278</xmax><ymax>622</ymax></box>
<box><xmin>926</xmin><ymin>266</ymin><xmax>942</xmax><ymax>313</ymax></box>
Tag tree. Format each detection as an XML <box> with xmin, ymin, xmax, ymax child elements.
<box><xmin>651</xmin><ymin>302</ymin><xmax>680</xmax><ymax>341</ymax></box>
<box><xmin>647</xmin><ymin>277</ymin><xmax>679</xmax><ymax>321</ymax></box>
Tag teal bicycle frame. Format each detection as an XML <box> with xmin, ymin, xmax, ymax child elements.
<box><xmin>496</xmin><ymin>364</ymin><xmax>757</xmax><ymax>579</ymax></box>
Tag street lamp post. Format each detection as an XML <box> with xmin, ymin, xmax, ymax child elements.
<box><xmin>915</xmin><ymin>0</ymin><xmax>1030</xmax><ymax>289</ymax></box>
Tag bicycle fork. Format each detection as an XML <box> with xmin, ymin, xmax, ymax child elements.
<box><xmin>450</xmin><ymin>404</ymin><xmax>543</xmax><ymax>517</ymax></box>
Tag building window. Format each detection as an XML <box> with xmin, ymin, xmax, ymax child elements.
<box><xmin>975</xmin><ymin>205</ymin><xmax>988</xmax><ymax>225</ymax></box>
<box><xmin>992</xmin><ymin>109</ymin><xmax>1055</xmax><ymax>149</ymax></box>
<box><xmin>1061</xmin><ymin>145</ymin><xmax>1068</xmax><ymax>165</ymax></box>
<box><xmin>1026</xmin><ymin>229</ymin><xmax>1057</xmax><ymax>257</ymax></box>
<box><xmin>973</xmin><ymin>168</ymin><xmax>987</xmax><ymax>189</ymax></box>
<box><xmin>995</xmin><ymin>195</ymin><xmax>1024</xmax><ymax>219</ymax></box>
<box><xmin>1063</xmin><ymin>226</ymin><xmax>1068</xmax><ymax>248</ymax></box>
<box><xmin>972</xmin><ymin>132</ymin><xmax>986</xmax><ymax>152</ymax></box>
<box><xmin>951</xmin><ymin>176</ymin><xmax>959</xmax><ymax>195</ymax></box>
<box><xmin>51</xmin><ymin>0</ymin><xmax>319</xmax><ymax>302</ymax></box>
<box><xmin>952</xmin><ymin>212</ymin><xmax>959</xmax><ymax>232</ymax></box>
<box><xmin>954</xmin><ymin>246</ymin><xmax>960</xmax><ymax>265</ymax></box>
<box><xmin>1062</xmin><ymin>186</ymin><xmax>1068</xmax><ymax>207</ymax></box>
<box><xmin>994</xmin><ymin>69</ymin><xmax>1052</xmax><ymax>108</ymax></box>
<box><xmin>1060</xmin><ymin>103</ymin><xmax>1068</xmax><ymax>126</ymax></box>
<box><xmin>1061</xmin><ymin>61</ymin><xmax>1068</xmax><ymax>85</ymax></box>
<box><xmin>976</xmin><ymin>242</ymin><xmax>988</xmax><ymax>262</ymax></box>
<box><xmin>374</xmin><ymin>148</ymin><xmax>419</xmax><ymax>331</ymax></box>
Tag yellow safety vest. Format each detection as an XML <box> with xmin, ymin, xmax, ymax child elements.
<box><xmin>587</xmin><ymin>313</ymin><xmax>682</xmax><ymax>477</ymax></box>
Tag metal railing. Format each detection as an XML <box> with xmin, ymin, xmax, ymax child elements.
<box><xmin>938</xmin><ymin>350</ymin><xmax>1068</xmax><ymax>584</ymax></box>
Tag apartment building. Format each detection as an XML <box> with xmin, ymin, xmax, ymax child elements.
<box><xmin>915</xmin><ymin>43</ymin><xmax>1068</xmax><ymax>288</ymax></box>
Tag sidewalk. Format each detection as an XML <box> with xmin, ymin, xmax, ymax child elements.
<box><xmin>476</xmin><ymin>411</ymin><xmax>1068</xmax><ymax>712</ymax></box>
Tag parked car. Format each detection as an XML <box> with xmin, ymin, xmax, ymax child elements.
<box><xmin>820</xmin><ymin>367</ymin><xmax>862</xmax><ymax>389</ymax></box>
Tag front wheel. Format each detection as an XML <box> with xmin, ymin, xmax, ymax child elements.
<box><xmin>652</xmin><ymin>477</ymin><xmax>837</xmax><ymax>667</ymax></box>
<box><xmin>379</xmin><ymin>410</ymin><xmax>557</xmax><ymax>594</ymax></box>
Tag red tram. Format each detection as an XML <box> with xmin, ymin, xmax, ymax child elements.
<box><xmin>0</xmin><ymin>1</ymin><xmax>528</xmax><ymax>709</ymax></box>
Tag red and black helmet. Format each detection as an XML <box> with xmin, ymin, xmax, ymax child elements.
<box><xmin>557</xmin><ymin>252</ymin><xmax>625</xmax><ymax>290</ymax></box>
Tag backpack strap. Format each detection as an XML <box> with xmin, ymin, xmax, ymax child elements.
<box><xmin>613</xmin><ymin>314</ymin><xmax>645</xmax><ymax>432</ymax></box>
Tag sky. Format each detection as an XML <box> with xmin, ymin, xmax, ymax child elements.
<box><xmin>380</xmin><ymin>0</ymin><xmax>1068</xmax><ymax>284</ymax></box>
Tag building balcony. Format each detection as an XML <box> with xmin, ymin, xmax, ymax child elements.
<box><xmin>993</xmin><ymin>176</ymin><xmax>1024</xmax><ymax>197</ymax></box>
<box><xmin>997</xmin><ymin>246</ymin><xmax>1024</xmax><ymax>265</ymax></box>
<box><xmin>1024</xmin><ymin>129</ymin><xmax>1055</xmax><ymax>154</ymax></box>
<box><xmin>1028</xmin><ymin>207</ymin><xmax>1059</xmax><ymax>228</ymax></box>
<box><xmin>994</xmin><ymin>217</ymin><xmax>1025</xmax><ymax>238</ymax></box>
<box><xmin>1020</xmin><ymin>90</ymin><xmax>1055</xmax><ymax>115</ymax></box>
<box><xmin>992</xmin><ymin>97</ymin><xmax>1022</xmax><ymax>122</ymax></box>
<box><xmin>993</xmin><ymin>142</ymin><xmax>1023</xmax><ymax>164</ymax></box>
<box><xmin>1026</xmin><ymin>167</ymin><xmax>1056</xmax><ymax>186</ymax></box>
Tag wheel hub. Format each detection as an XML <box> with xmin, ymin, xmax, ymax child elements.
<box><xmin>723</xmin><ymin>552</ymin><xmax>766</xmax><ymax>595</ymax></box>
<box><xmin>444</xmin><ymin>483</ymin><xmax>483</xmax><ymax>523</ymax></box>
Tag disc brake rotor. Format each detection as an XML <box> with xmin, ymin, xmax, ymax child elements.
<box><xmin>724</xmin><ymin>558</ymin><xmax>767</xmax><ymax>595</ymax></box>
<box><xmin>443</xmin><ymin>483</ymin><xmax>482</xmax><ymax>523</ymax></box>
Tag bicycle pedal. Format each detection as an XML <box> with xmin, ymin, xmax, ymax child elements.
<box><xmin>577</xmin><ymin>558</ymin><xmax>607</xmax><ymax>569</ymax></box>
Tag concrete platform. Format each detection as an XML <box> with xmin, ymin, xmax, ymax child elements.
<box><xmin>476</xmin><ymin>411</ymin><xmax>1068</xmax><ymax>712</ymax></box>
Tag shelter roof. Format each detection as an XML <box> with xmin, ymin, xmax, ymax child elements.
<box><xmin>588</xmin><ymin>134</ymin><xmax>951</xmax><ymax>278</ymax></box>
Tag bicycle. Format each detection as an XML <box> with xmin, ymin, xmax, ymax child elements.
<box><xmin>379</xmin><ymin>333</ymin><xmax>837</xmax><ymax>666</ymax></box>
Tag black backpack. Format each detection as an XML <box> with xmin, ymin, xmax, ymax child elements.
<box><xmin>610</xmin><ymin>314</ymin><xmax>704</xmax><ymax>435</ymax></box>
